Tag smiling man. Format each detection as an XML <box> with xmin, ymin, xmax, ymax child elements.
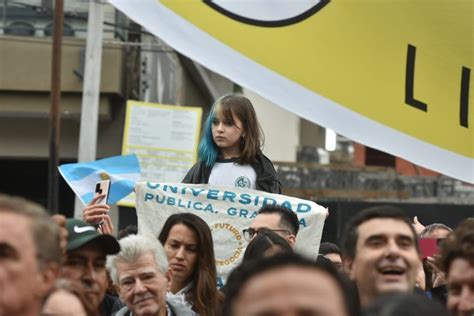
<box><xmin>61</xmin><ymin>218</ymin><xmax>121</xmax><ymax>316</ymax></box>
<box><xmin>342</xmin><ymin>205</ymin><xmax>420</xmax><ymax>308</ymax></box>
<box><xmin>107</xmin><ymin>234</ymin><xmax>194</xmax><ymax>316</ymax></box>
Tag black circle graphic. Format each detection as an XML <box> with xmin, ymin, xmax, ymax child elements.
<box><xmin>203</xmin><ymin>0</ymin><xmax>330</xmax><ymax>28</ymax></box>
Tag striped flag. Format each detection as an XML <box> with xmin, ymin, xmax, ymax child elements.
<box><xmin>59</xmin><ymin>154</ymin><xmax>141</xmax><ymax>205</ymax></box>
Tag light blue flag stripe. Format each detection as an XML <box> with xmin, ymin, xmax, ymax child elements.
<box><xmin>58</xmin><ymin>154</ymin><xmax>141</xmax><ymax>205</ymax></box>
<box><xmin>59</xmin><ymin>154</ymin><xmax>140</xmax><ymax>182</ymax></box>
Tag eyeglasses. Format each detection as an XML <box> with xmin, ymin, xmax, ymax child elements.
<box><xmin>242</xmin><ymin>228</ymin><xmax>291</xmax><ymax>241</ymax></box>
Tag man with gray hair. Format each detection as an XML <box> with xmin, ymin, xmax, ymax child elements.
<box><xmin>0</xmin><ymin>194</ymin><xmax>61</xmax><ymax>316</ymax></box>
<box><xmin>107</xmin><ymin>234</ymin><xmax>195</xmax><ymax>316</ymax></box>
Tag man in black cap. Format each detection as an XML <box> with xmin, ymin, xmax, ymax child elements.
<box><xmin>61</xmin><ymin>218</ymin><xmax>121</xmax><ymax>316</ymax></box>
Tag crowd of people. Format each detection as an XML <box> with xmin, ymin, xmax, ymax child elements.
<box><xmin>1</xmin><ymin>194</ymin><xmax>473</xmax><ymax>316</ymax></box>
<box><xmin>1</xmin><ymin>94</ymin><xmax>473</xmax><ymax>316</ymax></box>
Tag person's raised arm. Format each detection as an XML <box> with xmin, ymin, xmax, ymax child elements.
<box><xmin>82</xmin><ymin>194</ymin><xmax>110</xmax><ymax>227</ymax></box>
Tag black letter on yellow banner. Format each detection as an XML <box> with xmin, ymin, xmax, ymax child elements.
<box><xmin>460</xmin><ymin>67</ymin><xmax>470</xmax><ymax>128</ymax></box>
<box><xmin>405</xmin><ymin>44</ymin><xmax>427</xmax><ymax>112</ymax></box>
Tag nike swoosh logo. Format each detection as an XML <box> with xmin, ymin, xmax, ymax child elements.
<box><xmin>74</xmin><ymin>225</ymin><xmax>96</xmax><ymax>233</ymax></box>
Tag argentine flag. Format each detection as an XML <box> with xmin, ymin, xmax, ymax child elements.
<box><xmin>59</xmin><ymin>154</ymin><xmax>141</xmax><ymax>205</ymax></box>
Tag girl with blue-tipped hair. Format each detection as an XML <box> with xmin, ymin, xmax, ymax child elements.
<box><xmin>183</xmin><ymin>94</ymin><xmax>281</xmax><ymax>193</ymax></box>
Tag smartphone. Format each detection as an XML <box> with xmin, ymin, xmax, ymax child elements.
<box><xmin>419</xmin><ymin>238</ymin><xmax>441</xmax><ymax>259</ymax></box>
<box><xmin>93</xmin><ymin>180</ymin><xmax>110</xmax><ymax>228</ymax></box>
<box><xmin>94</xmin><ymin>180</ymin><xmax>111</xmax><ymax>205</ymax></box>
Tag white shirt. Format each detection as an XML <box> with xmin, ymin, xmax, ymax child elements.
<box><xmin>208</xmin><ymin>158</ymin><xmax>257</xmax><ymax>189</ymax></box>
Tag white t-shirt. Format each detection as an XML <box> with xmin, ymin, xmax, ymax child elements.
<box><xmin>208</xmin><ymin>158</ymin><xmax>257</xmax><ymax>189</ymax></box>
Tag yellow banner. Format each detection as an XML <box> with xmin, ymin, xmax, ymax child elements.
<box><xmin>110</xmin><ymin>0</ymin><xmax>473</xmax><ymax>183</ymax></box>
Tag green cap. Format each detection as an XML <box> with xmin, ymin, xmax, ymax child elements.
<box><xmin>66</xmin><ymin>218</ymin><xmax>120</xmax><ymax>255</ymax></box>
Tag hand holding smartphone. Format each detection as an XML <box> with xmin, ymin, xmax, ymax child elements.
<box><xmin>93</xmin><ymin>180</ymin><xmax>110</xmax><ymax>227</ymax></box>
<box><xmin>94</xmin><ymin>180</ymin><xmax>111</xmax><ymax>205</ymax></box>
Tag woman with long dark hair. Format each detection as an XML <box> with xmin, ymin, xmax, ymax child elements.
<box><xmin>158</xmin><ymin>213</ymin><xmax>223</xmax><ymax>316</ymax></box>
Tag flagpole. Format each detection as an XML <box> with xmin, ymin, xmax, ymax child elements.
<box><xmin>74</xmin><ymin>0</ymin><xmax>104</xmax><ymax>218</ymax></box>
<box><xmin>48</xmin><ymin>0</ymin><xmax>64</xmax><ymax>215</ymax></box>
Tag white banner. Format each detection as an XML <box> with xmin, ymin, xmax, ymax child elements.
<box><xmin>135</xmin><ymin>182</ymin><xmax>327</xmax><ymax>285</ymax></box>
